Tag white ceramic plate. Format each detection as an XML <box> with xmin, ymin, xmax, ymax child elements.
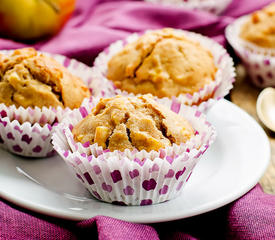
<box><xmin>0</xmin><ymin>100</ymin><xmax>270</xmax><ymax>223</ymax></box>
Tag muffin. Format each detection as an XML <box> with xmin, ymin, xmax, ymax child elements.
<box><xmin>0</xmin><ymin>48</ymin><xmax>92</xmax><ymax>157</ymax></box>
<box><xmin>92</xmin><ymin>28</ymin><xmax>235</xmax><ymax>112</ymax></box>
<box><xmin>52</xmin><ymin>95</ymin><xmax>216</xmax><ymax>206</ymax></box>
<box><xmin>226</xmin><ymin>3</ymin><xmax>275</xmax><ymax>88</ymax></box>
<box><xmin>0</xmin><ymin>47</ymin><xmax>90</xmax><ymax>109</ymax></box>
<box><xmin>107</xmin><ymin>29</ymin><xmax>217</xmax><ymax>99</ymax></box>
<box><xmin>240</xmin><ymin>3</ymin><xmax>275</xmax><ymax>50</ymax></box>
<box><xmin>144</xmin><ymin>0</ymin><xmax>232</xmax><ymax>15</ymax></box>
<box><xmin>73</xmin><ymin>95</ymin><xmax>194</xmax><ymax>152</ymax></box>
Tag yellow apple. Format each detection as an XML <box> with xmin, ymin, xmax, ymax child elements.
<box><xmin>0</xmin><ymin>0</ymin><xmax>75</xmax><ymax>40</ymax></box>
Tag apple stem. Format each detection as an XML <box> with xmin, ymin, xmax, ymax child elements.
<box><xmin>41</xmin><ymin>0</ymin><xmax>60</xmax><ymax>13</ymax></box>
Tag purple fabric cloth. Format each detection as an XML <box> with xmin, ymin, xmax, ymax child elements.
<box><xmin>0</xmin><ymin>0</ymin><xmax>274</xmax><ymax>64</ymax></box>
<box><xmin>1</xmin><ymin>0</ymin><xmax>275</xmax><ymax>239</ymax></box>
<box><xmin>1</xmin><ymin>185</ymin><xmax>275</xmax><ymax>240</ymax></box>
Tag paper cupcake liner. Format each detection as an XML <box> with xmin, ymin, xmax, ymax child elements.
<box><xmin>0</xmin><ymin>50</ymin><xmax>100</xmax><ymax>157</ymax></box>
<box><xmin>0</xmin><ymin>103</ymin><xmax>68</xmax><ymax>157</ymax></box>
<box><xmin>145</xmin><ymin>0</ymin><xmax>232</xmax><ymax>15</ymax></box>
<box><xmin>52</xmin><ymin>96</ymin><xmax>216</xmax><ymax>206</ymax></box>
<box><xmin>225</xmin><ymin>16</ymin><xmax>275</xmax><ymax>88</ymax></box>
<box><xmin>0</xmin><ymin>118</ymin><xmax>55</xmax><ymax>157</ymax></box>
<box><xmin>91</xmin><ymin>29</ymin><xmax>235</xmax><ymax>113</ymax></box>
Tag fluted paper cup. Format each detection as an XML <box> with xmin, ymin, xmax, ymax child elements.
<box><xmin>52</xmin><ymin>96</ymin><xmax>216</xmax><ymax>206</ymax></box>
<box><xmin>226</xmin><ymin>16</ymin><xmax>275</xmax><ymax>88</ymax></box>
<box><xmin>145</xmin><ymin>0</ymin><xmax>232</xmax><ymax>15</ymax></box>
<box><xmin>91</xmin><ymin>29</ymin><xmax>235</xmax><ymax>113</ymax></box>
<box><xmin>0</xmin><ymin>50</ymin><xmax>99</xmax><ymax>157</ymax></box>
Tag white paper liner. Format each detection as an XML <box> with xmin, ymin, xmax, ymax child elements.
<box><xmin>225</xmin><ymin>16</ymin><xmax>275</xmax><ymax>88</ymax></box>
<box><xmin>52</xmin><ymin>96</ymin><xmax>216</xmax><ymax>206</ymax></box>
<box><xmin>144</xmin><ymin>0</ymin><xmax>232</xmax><ymax>15</ymax></box>
<box><xmin>0</xmin><ymin>50</ymin><xmax>100</xmax><ymax>157</ymax></box>
<box><xmin>91</xmin><ymin>29</ymin><xmax>235</xmax><ymax>113</ymax></box>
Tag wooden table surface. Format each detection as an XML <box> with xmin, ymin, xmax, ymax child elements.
<box><xmin>230</xmin><ymin>65</ymin><xmax>275</xmax><ymax>194</ymax></box>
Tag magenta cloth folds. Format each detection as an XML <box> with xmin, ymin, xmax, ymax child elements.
<box><xmin>1</xmin><ymin>0</ymin><xmax>275</xmax><ymax>239</ymax></box>
<box><xmin>0</xmin><ymin>0</ymin><xmax>274</xmax><ymax>65</ymax></box>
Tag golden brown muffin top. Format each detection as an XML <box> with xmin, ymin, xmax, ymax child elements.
<box><xmin>240</xmin><ymin>3</ymin><xmax>275</xmax><ymax>49</ymax></box>
<box><xmin>0</xmin><ymin>48</ymin><xmax>90</xmax><ymax>109</ymax></box>
<box><xmin>107</xmin><ymin>28</ymin><xmax>216</xmax><ymax>98</ymax></box>
<box><xmin>73</xmin><ymin>95</ymin><xmax>194</xmax><ymax>152</ymax></box>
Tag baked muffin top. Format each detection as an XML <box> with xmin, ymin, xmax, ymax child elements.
<box><xmin>73</xmin><ymin>95</ymin><xmax>194</xmax><ymax>152</ymax></box>
<box><xmin>107</xmin><ymin>28</ymin><xmax>216</xmax><ymax>98</ymax></box>
<box><xmin>0</xmin><ymin>48</ymin><xmax>90</xmax><ymax>109</ymax></box>
<box><xmin>240</xmin><ymin>3</ymin><xmax>275</xmax><ymax>49</ymax></box>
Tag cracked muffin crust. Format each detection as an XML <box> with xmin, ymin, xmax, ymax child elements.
<box><xmin>73</xmin><ymin>95</ymin><xmax>194</xmax><ymax>152</ymax></box>
<box><xmin>240</xmin><ymin>3</ymin><xmax>275</xmax><ymax>49</ymax></box>
<box><xmin>0</xmin><ymin>48</ymin><xmax>90</xmax><ymax>109</ymax></box>
<box><xmin>107</xmin><ymin>28</ymin><xmax>217</xmax><ymax>98</ymax></box>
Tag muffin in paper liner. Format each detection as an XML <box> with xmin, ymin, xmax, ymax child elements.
<box><xmin>144</xmin><ymin>0</ymin><xmax>232</xmax><ymax>15</ymax></box>
<box><xmin>52</xmin><ymin>96</ymin><xmax>216</xmax><ymax>206</ymax></box>
<box><xmin>91</xmin><ymin>29</ymin><xmax>235</xmax><ymax>113</ymax></box>
<box><xmin>0</xmin><ymin>50</ymin><xmax>99</xmax><ymax>157</ymax></box>
<box><xmin>226</xmin><ymin>16</ymin><xmax>275</xmax><ymax>88</ymax></box>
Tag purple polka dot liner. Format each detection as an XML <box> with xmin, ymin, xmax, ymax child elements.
<box><xmin>91</xmin><ymin>29</ymin><xmax>235</xmax><ymax>113</ymax></box>
<box><xmin>0</xmin><ymin>50</ymin><xmax>99</xmax><ymax>157</ymax></box>
<box><xmin>226</xmin><ymin>16</ymin><xmax>275</xmax><ymax>88</ymax></box>
<box><xmin>145</xmin><ymin>0</ymin><xmax>232</xmax><ymax>15</ymax></box>
<box><xmin>52</xmin><ymin>96</ymin><xmax>216</xmax><ymax>206</ymax></box>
